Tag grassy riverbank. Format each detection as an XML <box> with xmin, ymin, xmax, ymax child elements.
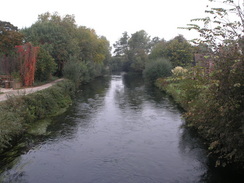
<box><xmin>155</xmin><ymin>67</ymin><xmax>244</xmax><ymax>169</ymax></box>
<box><xmin>0</xmin><ymin>79</ymin><xmax>75</xmax><ymax>152</ymax></box>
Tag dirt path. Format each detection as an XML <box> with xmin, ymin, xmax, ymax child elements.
<box><xmin>0</xmin><ymin>78</ymin><xmax>64</xmax><ymax>102</ymax></box>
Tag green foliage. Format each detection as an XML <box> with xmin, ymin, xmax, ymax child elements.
<box><xmin>143</xmin><ymin>58</ymin><xmax>172</xmax><ymax>83</ymax></box>
<box><xmin>63</xmin><ymin>57</ymin><xmax>84</xmax><ymax>87</ymax></box>
<box><xmin>0</xmin><ymin>80</ymin><xmax>75</xmax><ymax>152</ymax></box>
<box><xmin>113</xmin><ymin>31</ymin><xmax>129</xmax><ymax>56</ymax></box>
<box><xmin>185</xmin><ymin>47</ymin><xmax>244</xmax><ymax>167</ymax></box>
<box><xmin>109</xmin><ymin>56</ymin><xmax>124</xmax><ymax>72</ymax></box>
<box><xmin>156</xmin><ymin>54</ymin><xmax>244</xmax><ymax>167</ymax></box>
<box><xmin>22</xmin><ymin>12</ymin><xmax>111</xmax><ymax>76</ymax></box>
<box><xmin>0</xmin><ymin>103</ymin><xmax>24</xmax><ymax>151</ymax></box>
<box><xmin>63</xmin><ymin>56</ymin><xmax>107</xmax><ymax>87</ymax></box>
<box><xmin>35</xmin><ymin>47</ymin><xmax>57</xmax><ymax>81</ymax></box>
<box><xmin>149</xmin><ymin>35</ymin><xmax>194</xmax><ymax>67</ymax></box>
<box><xmin>156</xmin><ymin>66</ymin><xmax>209</xmax><ymax>109</ymax></box>
<box><xmin>0</xmin><ymin>21</ymin><xmax>24</xmax><ymax>55</ymax></box>
<box><xmin>174</xmin><ymin>0</ymin><xmax>244</xmax><ymax>168</ymax></box>
<box><xmin>113</xmin><ymin>30</ymin><xmax>152</xmax><ymax>72</ymax></box>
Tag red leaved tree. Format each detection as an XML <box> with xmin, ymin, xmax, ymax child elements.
<box><xmin>15</xmin><ymin>43</ymin><xmax>39</xmax><ymax>86</ymax></box>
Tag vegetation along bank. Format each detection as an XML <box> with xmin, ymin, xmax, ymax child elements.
<box><xmin>153</xmin><ymin>0</ymin><xmax>244</xmax><ymax>169</ymax></box>
<box><xmin>0</xmin><ymin>79</ymin><xmax>75</xmax><ymax>153</ymax></box>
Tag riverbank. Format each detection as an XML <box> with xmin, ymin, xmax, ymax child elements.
<box><xmin>0</xmin><ymin>79</ymin><xmax>75</xmax><ymax>152</ymax></box>
<box><xmin>155</xmin><ymin>76</ymin><xmax>244</xmax><ymax>170</ymax></box>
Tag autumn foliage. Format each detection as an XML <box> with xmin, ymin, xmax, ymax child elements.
<box><xmin>15</xmin><ymin>43</ymin><xmax>39</xmax><ymax>86</ymax></box>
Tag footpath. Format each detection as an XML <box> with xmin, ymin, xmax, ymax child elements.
<box><xmin>0</xmin><ymin>78</ymin><xmax>64</xmax><ymax>102</ymax></box>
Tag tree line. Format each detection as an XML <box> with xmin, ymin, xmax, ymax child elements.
<box><xmin>0</xmin><ymin>12</ymin><xmax>111</xmax><ymax>87</ymax></box>
<box><xmin>111</xmin><ymin>31</ymin><xmax>197</xmax><ymax>72</ymax></box>
<box><xmin>1</xmin><ymin>11</ymin><xmax>203</xmax><ymax>86</ymax></box>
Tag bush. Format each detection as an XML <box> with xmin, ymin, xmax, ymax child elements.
<box><xmin>0</xmin><ymin>80</ymin><xmax>75</xmax><ymax>152</ymax></box>
<box><xmin>143</xmin><ymin>58</ymin><xmax>172</xmax><ymax>83</ymax></box>
<box><xmin>63</xmin><ymin>57</ymin><xmax>108</xmax><ymax>87</ymax></box>
<box><xmin>35</xmin><ymin>47</ymin><xmax>57</xmax><ymax>82</ymax></box>
<box><xmin>63</xmin><ymin>57</ymin><xmax>86</xmax><ymax>87</ymax></box>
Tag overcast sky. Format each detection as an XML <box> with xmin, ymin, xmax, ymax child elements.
<box><xmin>1</xmin><ymin>0</ymin><xmax>209</xmax><ymax>45</ymax></box>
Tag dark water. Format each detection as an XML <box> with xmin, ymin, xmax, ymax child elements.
<box><xmin>0</xmin><ymin>74</ymin><xmax>243</xmax><ymax>183</ymax></box>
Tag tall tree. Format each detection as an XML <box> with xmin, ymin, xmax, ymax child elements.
<box><xmin>165</xmin><ymin>35</ymin><xmax>194</xmax><ymax>66</ymax></box>
<box><xmin>112</xmin><ymin>30</ymin><xmax>151</xmax><ymax>72</ymax></box>
<box><xmin>113</xmin><ymin>31</ymin><xmax>129</xmax><ymax>56</ymax></box>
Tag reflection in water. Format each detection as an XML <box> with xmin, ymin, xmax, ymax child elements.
<box><xmin>0</xmin><ymin>73</ymin><xmax>243</xmax><ymax>183</ymax></box>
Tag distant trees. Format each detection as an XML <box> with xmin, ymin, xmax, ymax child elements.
<box><xmin>149</xmin><ymin>35</ymin><xmax>194</xmax><ymax>67</ymax></box>
<box><xmin>112</xmin><ymin>31</ymin><xmax>194</xmax><ymax>72</ymax></box>
<box><xmin>113</xmin><ymin>30</ymin><xmax>151</xmax><ymax>72</ymax></box>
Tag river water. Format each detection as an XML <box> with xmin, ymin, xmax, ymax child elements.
<box><xmin>0</xmin><ymin>74</ymin><xmax>242</xmax><ymax>183</ymax></box>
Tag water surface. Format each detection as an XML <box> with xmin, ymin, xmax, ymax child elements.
<box><xmin>0</xmin><ymin>74</ymin><xmax>242</xmax><ymax>183</ymax></box>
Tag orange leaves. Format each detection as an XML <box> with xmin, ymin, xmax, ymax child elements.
<box><xmin>16</xmin><ymin>43</ymin><xmax>39</xmax><ymax>86</ymax></box>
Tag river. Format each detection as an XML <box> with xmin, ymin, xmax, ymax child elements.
<box><xmin>0</xmin><ymin>73</ymin><xmax>242</xmax><ymax>183</ymax></box>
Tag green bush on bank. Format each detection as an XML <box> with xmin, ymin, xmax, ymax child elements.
<box><xmin>63</xmin><ymin>57</ymin><xmax>108</xmax><ymax>87</ymax></box>
<box><xmin>156</xmin><ymin>65</ymin><xmax>244</xmax><ymax>168</ymax></box>
<box><xmin>143</xmin><ymin>58</ymin><xmax>172</xmax><ymax>83</ymax></box>
<box><xmin>0</xmin><ymin>79</ymin><xmax>75</xmax><ymax>152</ymax></box>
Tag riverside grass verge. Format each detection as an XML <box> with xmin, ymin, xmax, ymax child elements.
<box><xmin>155</xmin><ymin>74</ymin><xmax>244</xmax><ymax>170</ymax></box>
<box><xmin>0</xmin><ymin>79</ymin><xmax>75</xmax><ymax>153</ymax></box>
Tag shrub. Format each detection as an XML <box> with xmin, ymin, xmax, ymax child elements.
<box><xmin>35</xmin><ymin>48</ymin><xmax>57</xmax><ymax>82</ymax></box>
<box><xmin>0</xmin><ymin>79</ymin><xmax>75</xmax><ymax>152</ymax></box>
<box><xmin>63</xmin><ymin>58</ymin><xmax>85</xmax><ymax>87</ymax></box>
<box><xmin>143</xmin><ymin>58</ymin><xmax>172</xmax><ymax>83</ymax></box>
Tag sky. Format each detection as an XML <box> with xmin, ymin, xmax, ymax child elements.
<box><xmin>1</xmin><ymin>0</ymin><xmax>210</xmax><ymax>46</ymax></box>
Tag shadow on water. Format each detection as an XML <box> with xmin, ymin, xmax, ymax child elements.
<box><xmin>0</xmin><ymin>73</ymin><xmax>243</xmax><ymax>183</ymax></box>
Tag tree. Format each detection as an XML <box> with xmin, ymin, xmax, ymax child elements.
<box><xmin>180</xmin><ymin>0</ymin><xmax>244</xmax><ymax>167</ymax></box>
<box><xmin>181</xmin><ymin>0</ymin><xmax>243</xmax><ymax>49</ymax></box>
<box><xmin>112</xmin><ymin>30</ymin><xmax>151</xmax><ymax>72</ymax></box>
<box><xmin>149</xmin><ymin>39</ymin><xmax>167</xmax><ymax>60</ymax></box>
<box><xmin>22</xmin><ymin>12</ymin><xmax>111</xmax><ymax>77</ymax></box>
<box><xmin>0</xmin><ymin>21</ymin><xmax>24</xmax><ymax>55</ymax></box>
<box><xmin>113</xmin><ymin>32</ymin><xmax>130</xmax><ymax>71</ymax></box>
<box><xmin>22</xmin><ymin>12</ymin><xmax>79</xmax><ymax>76</ymax></box>
<box><xmin>165</xmin><ymin>35</ymin><xmax>194</xmax><ymax>67</ymax></box>
<box><xmin>128</xmin><ymin>30</ymin><xmax>151</xmax><ymax>71</ymax></box>
<box><xmin>113</xmin><ymin>31</ymin><xmax>129</xmax><ymax>56</ymax></box>
<box><xmin>35</xmin><ymin>47</ymin><xmax>57</xmax><ymax>81</ymax></box>
<box><xmin>149</xmin><ymin>35</ymin><xmax>194</xmax><ymax>67</ymax></box>
<box><xmin>76</xmin><ymin>28</ymin><xmax>110</xmax><ymax>63</ymax></box>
